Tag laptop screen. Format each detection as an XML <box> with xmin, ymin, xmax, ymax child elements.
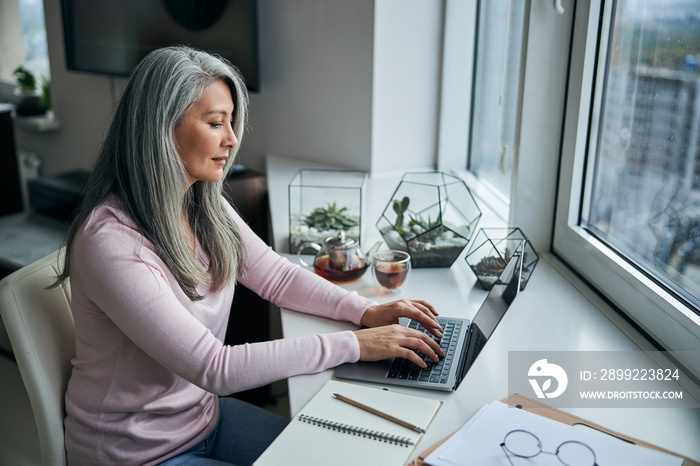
<box><xmin>459</xmin><ymin>241</ymin><xmax>525</xmax><ymax>379</ymax></box>
<box><xmin>470</xmin><ymin>240</ymin><xmax>524</xmax><ymax>339</ymax></box>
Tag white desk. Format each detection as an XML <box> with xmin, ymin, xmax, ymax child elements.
<box><xmin>265</xmin><ymin>155</ymin><xmax>700</xmax><ymax>463</ymax></box>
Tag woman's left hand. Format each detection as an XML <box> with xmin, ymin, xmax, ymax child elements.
<box><xmin>360</xmin><ymin>299</ymin><xmax>443</xmax><ymax>339</ymax></box>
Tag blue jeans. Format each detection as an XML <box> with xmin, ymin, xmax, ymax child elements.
<box><xmin>158</xmin><ymin>397</ymin><xmax>289</xmax><ymax>465</ymax></box>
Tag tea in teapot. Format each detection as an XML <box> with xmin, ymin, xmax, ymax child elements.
<box><xmin>297</xmin><ymin>231</ymin><xmax>381</xmax><ymax>282</ymax></box>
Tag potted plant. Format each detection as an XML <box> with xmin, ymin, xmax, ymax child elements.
<box><xmin>465</xmin><ymin>227</ymin><xmax>539</xmax><ymax>290</ymax></box>
<box><xmin>12</xmin><ymin>66</ymin><xmax>48</xmax><ymax>116</ymax></box>
<box><xmin>376</xmin><ymin>172</ymin><xmax>481</xmax><ymax>268</ymax></box>
<box><xmin>288</xmin><ymin>169</ymin><xmax>367</xmax><ymax>253</ymax></box>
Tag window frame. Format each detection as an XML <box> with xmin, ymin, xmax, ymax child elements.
<box><xmin>438</xmin><ymin>0</ymin><xmax>700</xmax><ymax>366</ymax></box>
<box><xmin>438</xmin><ymin>0</ymin><xmax>514</xmax><ymax>222</ymax></box>
<box><xmin>553</xmin><ymin>0</ymin><xmax>700</xmax><ymax>362</ymax></box>
<box><xmin>437</xmin><ymin>0</ymin><xmax>477</xmax><ymax>173</ymax></box>
<box><xmin>439</xmin><ymin>0</ymin><xmax>573</xmax><ymax>250</ymax></box>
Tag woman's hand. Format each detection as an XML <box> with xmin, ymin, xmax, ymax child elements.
<box><xmin>353</xmin><ymin>324</ymin><xmax>445</xmax><ymax>368</ymax></box>
<box><xmin>360</xmin><ymin>299</ymin><xmax>443</xmax><ymax>339</ymax></box>
<box><xmin>355</xmin><ymin>299</ymin><xmax>444</xmax><ymax>368</ymax></box>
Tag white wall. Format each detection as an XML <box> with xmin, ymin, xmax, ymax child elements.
<box><xmin>12</xmin><ymin>0</ymin><xmax>444</xmax><ymax>176</ymax></box>
<box><xmin>371</xmin><ymin>0</ymin><xmax>444</xmax><ymax>173</ymax></box>
<box><xmin>242</xmin><ymin>0</ymin><xmax>375</xmax><ymax>172</ymax></box>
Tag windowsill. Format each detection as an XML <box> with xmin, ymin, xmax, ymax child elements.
<box><xmin>263</xmin><ymin>154</ymin><xmax>685</xmax><ymax>358</ymax></box>
<box><xmin>264</xmin><ymin>154</ymin><xmax>700</xmax><ymax>462</ymax></box>
<box><xmin>263</xmin><ymin>154</ymin><xmax>670</xmax><ymax>360</ymax></box>
<box><xmin>12</xmin><ymin>110</ymin><xmax>59</xmax><ymax>132</ymax></box>
<box><xmin>448</xmin><ymin>168</ymin><xmax>509</xmax><ymax>224</ymax></box>
<box><xmin>264</xmin><ymin>155</ymin><xmax>662</xmax><ymax>355</ymax></box>
<box><xmin>0</xmin><ymin>101</ymin><xmax>60</xmax><ymax>132</ymax></box>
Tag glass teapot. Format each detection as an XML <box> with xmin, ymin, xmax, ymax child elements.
<box><xmin>297</xmin><ymin>231</ymin><xmax>381</xmax><ymax>282</ymax></box>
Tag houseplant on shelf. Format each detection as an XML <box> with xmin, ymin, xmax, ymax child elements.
<box><xmin>12</xmin><ymin>66</ymin><xmax>49</xmax><ymax>116</ymax></box>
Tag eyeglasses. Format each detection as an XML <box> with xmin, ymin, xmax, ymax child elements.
<box><xmin>500</xmin><ymin>429</ymin><xmax>599</xmax><ymax>466</ymax></box>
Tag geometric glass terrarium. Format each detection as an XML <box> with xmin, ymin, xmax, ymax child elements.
<box><xmin>465</xmin><ymin>227</ymin><xmax>539</xmax><ymax>290</ymax></box>
<box><xmin>289</xmin><ymin>169</ymin><xmax>368</xmax><ymax>254</ymax></box>
<box><xmin>376</xmin><ymin>171</ymin><xmax>482</xmax><ymax>268</ymax></box>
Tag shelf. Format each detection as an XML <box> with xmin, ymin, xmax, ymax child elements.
<box><xmin>13</xmin><ymin>111</ymin><xmax>60</xmax><ymax>132</ymax></box>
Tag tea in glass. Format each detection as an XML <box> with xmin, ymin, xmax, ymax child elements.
<box><xmin>372</xmin><ymin>250</ymin><xmax>411</xmax><ymax>292</ymax></box>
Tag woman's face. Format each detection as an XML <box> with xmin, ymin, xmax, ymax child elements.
<box><xmin>174</xmin><ymin>80</ymin><xmax>237</xmax><ymax>186</ymax></box>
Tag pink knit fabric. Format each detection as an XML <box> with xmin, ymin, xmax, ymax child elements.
<box><xmin>64</xmin><ymin>196</ymin><xmax>375</xmax><ymax>465</ymax></box>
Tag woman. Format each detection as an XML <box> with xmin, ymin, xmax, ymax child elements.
<box><xmin>56</xmin><ymin>46</ymin><xmax>444</xmax><ymax>465</ymax></box>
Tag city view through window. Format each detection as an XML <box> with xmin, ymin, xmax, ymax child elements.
<box><xmin>587</xmin><ymin>0</ymin><xmax>700</xmax><ymax>311</ymax></box>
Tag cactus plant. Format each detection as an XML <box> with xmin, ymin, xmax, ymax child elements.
<box><xmin>392</xmin><ymin>196</ymin><xmax>410</xmax><ymax>234</ymax></box>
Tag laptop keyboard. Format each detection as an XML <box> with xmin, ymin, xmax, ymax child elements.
<box><xmin>386</xmin><ymin>318</ymin><xmax>464</xmax><ymax>385</ymax></box>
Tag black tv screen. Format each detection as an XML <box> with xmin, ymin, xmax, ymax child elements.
<box><xmin>61</xmin><ymin>0</ymin><xmax>260</xmax><ymax>92</ymax></box>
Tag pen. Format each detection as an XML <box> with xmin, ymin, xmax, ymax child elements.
<box><xmin>333</xmin><ymin>393</ymin><xmax>426</xmax><ymax>434</ymax></box>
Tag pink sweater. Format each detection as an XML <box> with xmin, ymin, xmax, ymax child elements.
<box><xmin>64</xmin><ymin>197</ymin><xmax>376</xmax><ymax>465</ymax></box>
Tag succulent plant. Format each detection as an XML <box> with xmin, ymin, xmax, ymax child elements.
<box><xmin>409</xmin><ymin>214</ymin><xmax>443</xmax><ymax>242</ymax></box>
<box><xmin>473</xmin><ymin>255</ymin><xmax>507</xmax><ymax>276</ymax></box>
<box><xmin>304</xmin><ymin>202</ymin><xmax>358</xmax><ymax>231</ymax></box>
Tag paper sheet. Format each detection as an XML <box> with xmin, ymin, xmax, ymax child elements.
<box><xmin>425</xmin><ymin>401</ymin><xmax>682</xmax><ymax>466</ymax></box>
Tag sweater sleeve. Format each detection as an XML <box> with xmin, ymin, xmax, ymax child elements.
<box><xmin>228</xmin><ymin>202</ymin><xmax>377</xmax><ymax>326</ymax></box>
<box><xmin>70</xmin><ymin>202</ymin><xmax>375</xmax><ymax>396</ymax></box>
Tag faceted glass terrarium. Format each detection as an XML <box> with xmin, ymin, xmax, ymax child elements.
<box><xmin>465</xmin><ymin>227</ymin><xmax>539</xmax><ymax>290</ymax></box>
<box><xmin>376</xmin><ymin>172</ymin><xmax>482</xmax><ymax>268</ymax></box>
<box><xmin>289</xmin><ymin>169</ymin><xmax>368</xmax><ymax>253</ymax></box>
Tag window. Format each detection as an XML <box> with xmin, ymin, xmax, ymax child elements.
<box><xmin>438</xmin><ymin>0</ymin><xmax>529</xmax><ymax>220</ymax></box>
<box><xmin>17</xmin><ymin>0</ymin><xmax>49</xmax><ymax>79</ymax></box>
<box><xmin>555</xmin><ymin>0</ymin><xmax>700</xmax><ymax>361</ymax></box>
<box><xmin>440</xmin><ymin>0</ymin><xmax>698</xmax><ymax>366</ymax></box>
<box><xmin>0</xmin><ymin>0</ymin><xmax>49</xmax><ymax>84</ymax></box>
<box><xmin>468</xmin><ymin>0</ymin><xmax>525</xmax><ymax>199</ymax></box>
<box><xmin>586</xmin><ymin>0</ymin><xmax>700</xmax><ymax>311</ymax></box>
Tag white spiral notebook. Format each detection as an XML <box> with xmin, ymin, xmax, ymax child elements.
<box><xmin>254</xmin><ymin>379</ymin><xmax>442</xmax><ymax>466</ymax></box>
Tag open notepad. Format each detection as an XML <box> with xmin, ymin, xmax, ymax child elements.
<box><xmin>255</xmin><ymin>379</ymin><xmax>442</xmax><ymax>466</ymax></box>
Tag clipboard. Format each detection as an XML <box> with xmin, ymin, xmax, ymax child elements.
<box><xmin>409</xmin><ymin>393</ymin><xmax>699</xmax><ymax>466</ymax></box>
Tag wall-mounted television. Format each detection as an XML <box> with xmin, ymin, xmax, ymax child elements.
<box><xmin>61</xmin><ymin>0</ymin><xmax>260</xmax><ymax>92</ymax></box>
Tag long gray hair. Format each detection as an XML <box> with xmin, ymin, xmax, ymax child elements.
<box><xmin>55</xmin><ymin>46</ymin><xmax>248</xmax><ymax>300</ymax></box>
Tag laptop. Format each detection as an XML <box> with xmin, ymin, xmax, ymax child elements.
<box><xmin>335</xmin><ymin>241</ymin><xmax>525</xmax><ymax>392</ymax></box>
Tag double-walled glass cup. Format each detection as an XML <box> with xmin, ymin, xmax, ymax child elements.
<box><xmin>372</xmin><ymin>250</ymin><xmax>411</xmax><ymax>292</ymax></box>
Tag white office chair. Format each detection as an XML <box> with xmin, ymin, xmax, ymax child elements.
<box><xmin>0</xmin><ymin>249</ymin><xmax>73</xmax><ymax>466</ymax></box>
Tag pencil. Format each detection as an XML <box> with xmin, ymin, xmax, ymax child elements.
<box><xmin>333</xmin><ymin>393</ymin><xmax>426</xmax><ymax>434</ymax></box>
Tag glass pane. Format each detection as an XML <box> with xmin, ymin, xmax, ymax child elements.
<box><xmin>586</xmin><ymin>0</ymin><xmax>700</xmax><ymax>310</ymax></box>
<box><xmin>469</xmin><ymin>0</ymin><xmax>525</xmax><ymax>197</ymax></box>
<box><xmin>18</xmin><ymin>0</ymin><xmax>50</xmax><ymax>78</ymax></box>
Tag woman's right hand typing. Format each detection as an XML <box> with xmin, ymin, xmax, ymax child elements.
<box><xmin>353</xmin><ymin>324</ymin><xmax>444</xmax><ymax>369</ymax></box>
